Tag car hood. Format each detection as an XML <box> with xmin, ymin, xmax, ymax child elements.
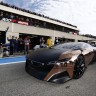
<box><xmin>27</xmin><ymin>48</ymin><xmax>73</xmax><ymax>63</ymax></box>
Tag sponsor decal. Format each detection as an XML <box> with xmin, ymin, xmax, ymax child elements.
<box><xmin>1</xmin><ymin>18</ymin><xmax>11</xmax><ymax>22</ymax></box>
<box><xmin>1</xmin><ymin>18</ymin><xmax>28</xmax><ymax>25</ymax></box>
<box><xmin>73</xmin><ymin>32</ymin><xmax>77</xmax><ymax>35</ymax></box>
<box><xmin>11</xmin><ymin>19</ymin><xmax>17</xmax><ymax>23</ymax></box>
<box><xmin>18</xmin><ymin>21</ymin><xmax>28</xmax><ymax>25</ymax></box>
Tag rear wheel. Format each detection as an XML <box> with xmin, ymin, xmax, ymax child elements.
<box><xmin>73</xmin><ymin>55</ymin><xmax>86</xmax><ymax>79</ymax></box>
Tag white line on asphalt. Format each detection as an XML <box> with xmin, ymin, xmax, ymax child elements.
<box><xmin>0</xmin><ymin>61</ymin><xmax>26</xmax><ymax>65</ymax></box>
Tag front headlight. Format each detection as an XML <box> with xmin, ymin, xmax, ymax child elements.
<box><xmin>48</xmin><ymin>58</ymin><xmax>71</xmax><ymax>66</ymax></box>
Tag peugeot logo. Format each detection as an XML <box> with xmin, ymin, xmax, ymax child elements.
<box><xmin>42</xmin><ymin>63</ymin><xmax>44</xmax><ymax>66</ymax></box>
<box><xmin>31</xmin><ymin>61</ymin><xmax>33</xmax><ymax>64</ymax></box>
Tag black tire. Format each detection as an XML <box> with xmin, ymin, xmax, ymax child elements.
<box><xmin>73</xmin><ymin>55</ymin><xmax>86</xmax><ymax>79</ymax></box>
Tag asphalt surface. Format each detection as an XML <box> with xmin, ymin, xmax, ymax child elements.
<box><xmin>0</xmin><ymin>62</ymin><xmax>96</xmax><ymax>96</ymax></box>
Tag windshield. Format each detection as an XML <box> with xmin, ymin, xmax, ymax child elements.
<box><xmin>53</xmin><ymin>42</ymin><xmax>92</xmax><ymax>50</ymax></box>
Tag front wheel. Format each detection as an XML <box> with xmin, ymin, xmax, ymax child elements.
<box><xmin>73</xmin><ymin>55</ymin><xmax>86</xmax><ymax>79</ymax></box>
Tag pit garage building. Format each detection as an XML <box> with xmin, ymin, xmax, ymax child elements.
<box><xmin>0</xmin><ymin>2</ymin><xmax>95</xmax><ymax>48</ymax></box>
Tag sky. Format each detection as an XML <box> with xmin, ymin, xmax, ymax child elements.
<box><xmin>0</xmin><ymin>0</ymin><xmax>96</xmax><ymax>36</ymax></box>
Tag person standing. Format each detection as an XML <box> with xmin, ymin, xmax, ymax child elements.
<box><xmin>54</xmin><ymin>37</ymin><xmax>59</xmax><ymax>44</ymax></box>
<box><xmin>47</xmin><ymin>37</ymin><xmax>53</xmax><ymax>47</ymax></box>
<box><xmin>24</xmin><ymin>37</ymin><xmax>30</xmax><ymax>54</ymax></box>
<box><xmin>14</xmin><ymin>37</ymin><xmax>18</xmax><ymax>53</ymax></box>
<box><xmin>7</xmin><ymin>36</ymin><xmax>15</xmax><ymax>55</ymax></box>
<box><xmin>18</xmin><ymin>38</ymin><xmax>24</xmax><ymax>52</ymax></box>
<box><xmin>40</xmin><ymin>37</ymin><xmax>45</xmax><ymax>48</ymax></box>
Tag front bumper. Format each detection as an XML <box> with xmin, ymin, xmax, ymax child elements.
<box><xmin>25</xmin><ymin>59</ymin><xmax>73</xmax><ymax>83</ymax></box>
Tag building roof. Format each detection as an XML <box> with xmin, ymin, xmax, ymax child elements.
<box><xmin>0</xmin><ymin>1</ymin><xmax>79</xmax><ymax>31</ymax></box>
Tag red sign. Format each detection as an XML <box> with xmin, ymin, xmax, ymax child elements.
<box><xmin>11</xmin><ymin>19</ymin><xmax>17</xmax><ymax>23</ymax></box>
<box><xmin>73</xmin><ymin>32</ymin><xmax>77</xmax><ymax>35</ymax></box>
<box><xmin>18</xmin><ymin>21</ymin><xmax>28</xmax><ymax>25</ymax></box>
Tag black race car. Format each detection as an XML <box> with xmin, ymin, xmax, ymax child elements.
<box><xmin>25</xmin><ymin>42</ymin><xmax>96</xmax><ymax>83</ymax></box>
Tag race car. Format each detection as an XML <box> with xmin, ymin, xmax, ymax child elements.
<box><xmin>25</xmin><ymin>42</ymin><xmax>96</xmax><ymax>83</ymax></box>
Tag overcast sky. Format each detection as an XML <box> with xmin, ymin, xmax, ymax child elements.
<box><xmin>1</xmin><ymin>0</ymin><xmax>96</xmax><ymax>36</ymax></box>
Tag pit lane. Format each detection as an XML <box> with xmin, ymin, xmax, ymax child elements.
<box><xmin>0</xmin><ymin>62</ymin><xmax>96</xmax><ymax>96</ymax></box>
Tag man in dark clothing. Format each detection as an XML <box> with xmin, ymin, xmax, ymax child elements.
<box><xmin>40</xmin><ymin>37</ymin><xmax>45</xmax><ymax>48</ymax></box>
<box><xmin>54</xmin><ymin>37</ymin><xmax>59</xmax><ymax>45</ymax></box>
<box><xmin>18</xmin><ymin>38</ymin><xmax>24</xmax><ymax>52</ymax></box>
<box><xmin>14</xmin><ymin>37</ymin><xmax>18</xmax><ymax>53</ymax></box>
<box><xmin>7</xmin><ymin>36</ymin><xmax>15</xmax><ymax>55</ymax></box>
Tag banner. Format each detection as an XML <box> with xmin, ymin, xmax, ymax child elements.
<box><xmin>1</xmin><ymin>18</ymin><xmax>28</xmax><ymax>26</ymax></box>
<box><xmin>18</xmin><ymin>21</ymin><xmax>28</xmax><ymax>25</ymax></box>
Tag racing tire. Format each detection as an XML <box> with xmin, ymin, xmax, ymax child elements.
<box><xmin>73</xmin><ymin>55</ymin><xmax>86</xmax><ymax>79</ymax></box>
